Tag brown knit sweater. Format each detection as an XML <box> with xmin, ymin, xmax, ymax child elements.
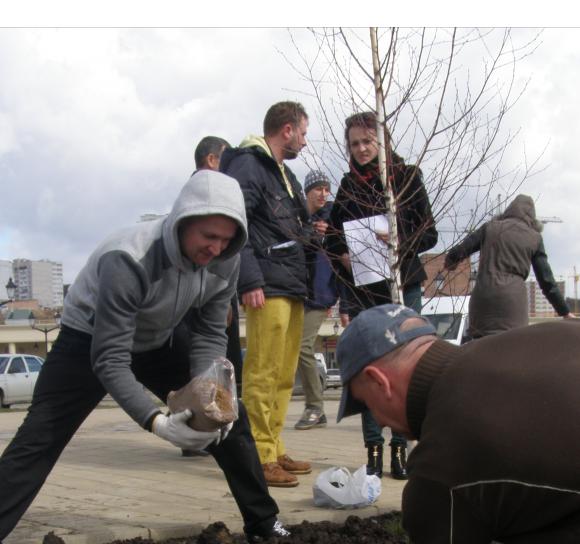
<box><xmin>403</xmin><ymin>322</ymin><xmax>580</xmax><ymax>543</ymax></box>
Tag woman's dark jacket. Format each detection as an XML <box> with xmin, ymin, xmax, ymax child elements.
<box><xmin>220</xmin><ymin>140</ymin><xmax>312</xmax><ymax>300</ymax></box>
<box><xmin>445</xmin><ymin>194</ymin><xmax>569</xmax><ymax>337</ymax></box>
<box><xmin>326</xmin><ymin>156</ymin><xmax>438</xmax><ymax>308</ymax></box>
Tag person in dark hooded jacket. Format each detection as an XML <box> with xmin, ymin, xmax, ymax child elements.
<box><xmin>445</xmin><ymin>193</ymin><xmax>573</xmax><ymax>338</ymax></box>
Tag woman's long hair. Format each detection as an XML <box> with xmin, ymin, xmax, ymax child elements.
<box><xmin>343</xmin><ymin>111</ymin><xmax>403</xmax><ymax>164</ymax></box>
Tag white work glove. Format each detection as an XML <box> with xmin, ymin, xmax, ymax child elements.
<box><xmin>214</xmin><ymin>420</ymin><xmax>234</xmax><ymax>446</ymax></box>
<box><xmin>152</xmin><ymin>410</ymin><xmax>220</xmax><ymax>450</ymax></box>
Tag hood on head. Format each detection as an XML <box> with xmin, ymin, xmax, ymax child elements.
<box><xmin>500</xmin><ymin>194</ymin><xmax>542</xmax><ymax>232</ymax></box>
<box><xmin>162</xmin><ymin>170</ymin><xmax>248</xmax><ymax>270</ymax></box>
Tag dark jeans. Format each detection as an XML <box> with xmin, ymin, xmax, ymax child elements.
<box><xmin>225</xmin><ymin>297</ymin><xmax>244</xmax><ymax>397</ymax></box>
<box><xmin>0</xmin><ymin>325</ymin><xmax>277</xmax><ymax>541</ymax></box>
<box><xmin>355</xmin><ymin>283</ymin><xmax>422</xmax><ymax>449</ymax></box>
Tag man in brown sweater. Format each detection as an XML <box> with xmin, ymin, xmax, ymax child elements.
<box><xmin>337</xmin><ymin>304</ymin><xmax>580</xmax><ymax>543</ymax></box>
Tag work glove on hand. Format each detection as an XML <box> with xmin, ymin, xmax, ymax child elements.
<box><xmin>152</xmin><ymin>409</ymin><xmax>220</xmax><ymax>450</ymax></box>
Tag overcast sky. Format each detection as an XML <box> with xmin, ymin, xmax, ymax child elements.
<box><xmin>1</xmin><ymin>23</ymin><xmax>580</xmax><ymax>297</ymax></box>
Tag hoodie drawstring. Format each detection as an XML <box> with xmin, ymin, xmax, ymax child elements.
<box><xmin>169</xmin><ymin>271</ymin><xmax>182</xmax><ymax>349</ymax></box>
<box><xmin>198</xmin><ymin>268</ymin><xmax>207</xmax><ymax>306</ymax></box>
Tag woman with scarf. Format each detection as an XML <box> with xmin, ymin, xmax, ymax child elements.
<box><xmin>326</xmin><ymin>111</ymin><xmax>438</xmax><ymax>480</ymax></box>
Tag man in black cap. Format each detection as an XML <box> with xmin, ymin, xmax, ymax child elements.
<box><xmin>337</xmin><ymin>303</ymin><xmax>580</xmax><ymax>543</ymax></box>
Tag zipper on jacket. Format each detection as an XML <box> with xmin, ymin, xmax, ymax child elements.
<box><xmin>169</xmin><ymin>270</ymin><xmax>182</xmax><ymax>349</ymax></box>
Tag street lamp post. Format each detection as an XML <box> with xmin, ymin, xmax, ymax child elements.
<box><xmin>31</xmin><ymin>314</ymin><xmax>61</xmax><ymax>356</ymax></box>
<box><xmin>333</xmin><ymin>320</ymin><xmax>340</xmax><ymax>336</ymax></box>
<box><xmin>329</xmin><ymin>320</ymin><xmax>340</xmax><ymax>368</ymax></box>
<box><xmin>0</xmin><ymin>278</ymin><xmax>17</xmax><ymax>308</ymax></box>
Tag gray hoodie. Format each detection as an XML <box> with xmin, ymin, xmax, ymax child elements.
<box><xmin>62</xmin><ymin>169</ymin><xmax>247</xmax><ymax>427</ymax></box>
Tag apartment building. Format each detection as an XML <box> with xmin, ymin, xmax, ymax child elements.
<box><xmin>11</xmin><ymin>259</ymin><xmax>64</xmax><ymax>309</ymax></box>
<box><xmin>527</xmin><ymin>278</ymin><xmax>566</xmax><ymax>317</ymax></box>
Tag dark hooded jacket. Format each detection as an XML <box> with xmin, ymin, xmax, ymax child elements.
<box><xmin>220</xmin><ymin>136</ymin><xmax>312</xmax><ymax>300</ymax></box>
<box><xmin>326</xmin><ymin>156</ymin><xmax>438</xmax><ymax>309</ymax></box>
<box><xmin>445</xmin><ymin>194</ymin><xmax>569</xmax><ymax>337</ymax></box>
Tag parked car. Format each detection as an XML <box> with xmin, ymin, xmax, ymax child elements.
<box><xmin>0</xmin><ymin>354</ymin><xmax>44</xmax><ymax>408</ymax></box>
<box><xmin>421</xmin><ymin>296</ymin><xmax>470</xmax><ymax>345</ymax></box>
<box><xmin>325</xmin><ymin>368</ymin><xmax>342</xmax><ymax>389</ymax></box>
<box><xmin>293</xmin><ymin>352</ymin><xmax>327</xmax><ymax>395</ymax></box>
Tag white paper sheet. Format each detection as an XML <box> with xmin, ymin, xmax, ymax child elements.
<box><xmin>343</xmin><ymin>215</ymin><xmax>391</xmax><ymax>287</ymax></box>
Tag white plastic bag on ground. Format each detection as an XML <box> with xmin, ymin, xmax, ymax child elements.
<box><xmin>312</xmin><ymin>465</ymin><xmax>381</xmax><ymax>509</ymax></box>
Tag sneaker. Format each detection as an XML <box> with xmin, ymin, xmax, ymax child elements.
<box><xmin>246</xmin><ymin>520</ymin><xmax>291</xmax><ymax>542</ymax></box>
<box><xmin>294</xmin><ymin>408</ymin><xmax>327</xmax><ymax>430</ymax></box>
<box><xmin>277</xmin><ymin>454</ymin><xmax>312</xmax><ymax>475</ymax></box>
<box><xmin>262</xmin><ymin>462</ymin><xmax>299</xmax><ymax>487</ymax></box>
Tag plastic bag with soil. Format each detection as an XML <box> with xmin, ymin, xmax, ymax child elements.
<box><xmin>167</xmin><ymin>357</ymin><xmax>238</xmax><ymax>431</ymax></box>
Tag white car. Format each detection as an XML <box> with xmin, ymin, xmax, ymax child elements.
<box><xmin>421</xmin><ymin>296</ymin><xmax>470</xmax><ymax>345</ymax></box>
<box><xmin>0</xmin><ymin>354</ymin><xmax>44</xmax><ymax>408</ymax></box>
<box><xmin>325</xmin><ymin>368</ymin><xmax>342</xmax><ymax>389</ymax></box>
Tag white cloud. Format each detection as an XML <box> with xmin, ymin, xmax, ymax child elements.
<box><xmin>0</xmin><ymin>28</ymin><xmax>314</xmax><ymax>282</ymax></box>
<box><xmin>0</xmin><ymin>26</ymin><xmax>579</xmax><ymax>301</ymax></box>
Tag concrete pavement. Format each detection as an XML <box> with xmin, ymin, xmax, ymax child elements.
<box><xmin>0</xmin><ymin>391</ymin><xmax>404</xmax><ymax>544</ymax></box>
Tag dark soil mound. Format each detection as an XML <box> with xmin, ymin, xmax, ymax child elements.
<box><xmin>43</xmin><ymin>512</ymin><xmax>409</xmax><ymax>544</ymax></box>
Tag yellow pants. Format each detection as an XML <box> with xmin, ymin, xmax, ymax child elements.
<box><xmin>242</xmin><ymin>297</ymin><xmax>304</xmax><ymax>464</ymax></box>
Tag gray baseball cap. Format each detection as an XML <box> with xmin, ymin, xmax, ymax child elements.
<box><xmin>336</xmin><ymin>304</ymin><xmax>436</xmax><ymax>422</ymax></box>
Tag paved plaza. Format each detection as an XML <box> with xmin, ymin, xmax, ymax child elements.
<box><xmin>0</xmin><ymin>391</ymin><xmax>404</xmax><ymax>544</ymax></box>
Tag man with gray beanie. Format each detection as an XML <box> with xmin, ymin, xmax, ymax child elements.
<box><xmin>337</xmin><ymin>303</ymin><xmax>580</xmax><ymax>543</ymax></box>
<box><xmin>294</xmin><ymin>170</ymin><xmax>335</xmax><ymax>430</ymax></box>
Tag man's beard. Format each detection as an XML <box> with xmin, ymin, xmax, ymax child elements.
<box><xmin>283</xmin><ymin>147</ymin><xmax>299</xmax><ymax>160</ymax></box>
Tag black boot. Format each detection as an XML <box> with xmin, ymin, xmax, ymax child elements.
<box><xmin>366</xmin><ymin>444</ymin><xmax>383</xmax><ymax>478</ymax></box>
<box><xmin>390</xmin><ymin>444</ymin><xmax>408</xmax><ymax>480</ymax></box>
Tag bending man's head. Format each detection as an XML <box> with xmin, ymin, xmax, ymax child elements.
<box><xmin>336</xmin><ymin>304</ymin><xmax>437</xmax><ymax>435</ymax></box>
<box><xmin>164</xmin><ymin>169</ymin><xmax>247</xmax><ymax>271</ymax></box>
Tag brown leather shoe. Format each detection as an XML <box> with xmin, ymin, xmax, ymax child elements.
<box><xmin>262</xmin><ymin>462</ymin><xmax>299</xmax><ymax>487</ymax></box>
<box><xmin>277</xmin><ymin>454</ymin><xmax>312</xmax><ymax>475</ymax></box>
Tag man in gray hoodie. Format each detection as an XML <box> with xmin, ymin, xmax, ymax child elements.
<box><xmin>0</xmin><ymin>170</ymin><xmax>288</xmax><ymax>543</ymax></box>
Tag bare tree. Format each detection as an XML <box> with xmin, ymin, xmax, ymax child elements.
<box><xmin>282</xmin><ymin>27</ymin><xmax>543</xmax><ymax>313</ymax></box>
